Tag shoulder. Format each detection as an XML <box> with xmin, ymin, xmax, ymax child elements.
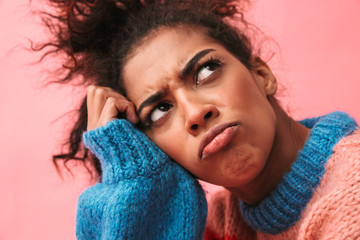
<box><xmin>297</xmin><ymin>129</ymin><xmax>360</xmax><ymax>239</ymax></box>
<box><xmin>333</xmin><ymin>128</ymin><xmax>360</xmax><ymax>152</ymax></box>
<box><xmin>325</xmin><ymin>128</ymin><xmax>360</xmax><ymax>185</ymax></box>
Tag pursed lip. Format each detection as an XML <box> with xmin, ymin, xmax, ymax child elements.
<box><xmin>198</xmin><ymin>122</ymin><xmax>239</xmax><ymax>159</ymax></box>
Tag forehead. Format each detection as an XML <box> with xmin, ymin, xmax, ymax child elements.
<box><xmin>122</xmin><ymin>27</ymin><xmax>222</xmax><ymax>107</ymax></box>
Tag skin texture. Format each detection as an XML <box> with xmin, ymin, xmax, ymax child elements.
<box><xmin>87</xmin><ymin>27</ymin><xmax>310</xmax><ymax>205</ymax></box>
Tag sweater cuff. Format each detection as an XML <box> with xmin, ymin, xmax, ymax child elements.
<box><xmin>83</xmin><ymin>119</ymin><xmax>169</xmax><ymax>184</ymax></box>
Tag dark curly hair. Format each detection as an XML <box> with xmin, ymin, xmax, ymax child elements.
<box><xmin>35</xmin><ymin>0</ymin><xmax>258</xmax><ymax>179</ymax></box>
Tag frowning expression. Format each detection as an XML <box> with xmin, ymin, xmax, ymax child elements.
<box><xmin>122</xmin><ymin>27</ymin><xmax>278</xmax><ymax>188</ymax></box>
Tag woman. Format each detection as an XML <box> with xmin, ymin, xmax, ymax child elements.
<box><xmin>39</xmin><ymin>0</ymin><xmax>360</xmax><ymax>239</ymax></box>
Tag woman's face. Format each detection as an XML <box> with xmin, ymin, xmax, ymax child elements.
<box><xmin>122</xmin><ymin>27</ymin><xmax>278</xmax><ymax>188</ymax></box>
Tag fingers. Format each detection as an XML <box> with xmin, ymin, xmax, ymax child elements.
<box><xmin>86</xmin><ymin>85</ymin><xmax>138</xmax><ymax>131</ymax></box>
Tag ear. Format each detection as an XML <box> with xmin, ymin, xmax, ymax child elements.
<box><xmin>251</xmin><ymin>57</ymin><xmax>277</xmax><ymax>96</ymax></box>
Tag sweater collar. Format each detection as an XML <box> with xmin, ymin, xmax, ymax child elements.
<box><xmin>239</xmin><ymin>111</ymin><xmax>358</xmax><ymax>234</ymax></box>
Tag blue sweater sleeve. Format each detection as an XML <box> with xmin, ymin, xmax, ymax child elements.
<box><xmin>76</xmin><ymin>119</ymin><xmax>207</xmax><ymax>240</ymax></box>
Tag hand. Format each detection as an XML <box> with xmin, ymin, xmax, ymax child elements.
<box><xmin>86</xmin><ymin>85</ymin><xmax>138</xmax><ymax>131</ymax></box>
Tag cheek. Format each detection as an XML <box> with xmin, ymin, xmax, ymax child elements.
<box><xmin>147</xmin><ymin>129</ymin><xmax>189</xmax><ymax>165</ymax></box>
<box><xmin>216</xmin><ymin>79</ymin><xmax>256</xmax><ymax>111</ymax></box>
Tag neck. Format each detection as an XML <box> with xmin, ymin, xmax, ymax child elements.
<box><xmin>227</xmin><ymin>99</ymin><xmax>310</xmax><ymax>205</ymax></box>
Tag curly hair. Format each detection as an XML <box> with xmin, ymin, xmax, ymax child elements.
<box><xmin>36</xmin><ymin>0</ymin><xmax>256</xmax><ymax>178</ymax></box>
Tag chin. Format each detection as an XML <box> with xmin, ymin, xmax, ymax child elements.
<box><xmin>221</xmin><ymin>152</ymin><xmax>265</xmax><ymax>184</ymax></box>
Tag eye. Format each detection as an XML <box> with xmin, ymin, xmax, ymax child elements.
<box><xmin>150</xmin><ymin>102</ymin><xmax>173</xmax><ymax>123</ymax></box>
<box><xmin>195</xmin><ymin>59</ymin><xmax>221</xmax><ymax>85</ymax></box>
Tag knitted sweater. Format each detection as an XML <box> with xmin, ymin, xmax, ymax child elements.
<box><xmin>77</xmin><ymin>112</ymin><xmax>359</xmax><ymax>239</ymax></box>
<box><xmin>204</xmin><ymin>112</ymin><xmax>360</xmax><ymax>239</ymax></box>
<box><xmin>76</xmin><ymin>120</ymin><xmax>207</xmax><ymax>239</ymax></box>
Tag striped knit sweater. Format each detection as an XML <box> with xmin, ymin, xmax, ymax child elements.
<box><xmin>204</xmin><ymin>112</ymin><xmax>360</xmax><ymax>239</ymax></box>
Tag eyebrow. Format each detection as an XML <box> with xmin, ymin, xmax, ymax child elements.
<box><xmin>180</xmin><ymin>48</ymin><xmax>215</xmax><ymax>79</ymax></box>
<box><xmin>137</xmin><ymin>48</ymin><xmax>215</xmax><ymax>116</ymax></box>
<box><xmin>137</xmin><ymin>91</ymin><xmax>167</xmax><ymax>116</ymax></box>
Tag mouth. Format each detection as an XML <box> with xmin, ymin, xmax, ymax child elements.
<box><xmin>199</xmin><ymin>122</ymin><xmax>239</xmax><ymax>160</ymax></box>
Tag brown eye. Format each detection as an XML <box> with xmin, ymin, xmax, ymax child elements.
<box><xmin>195</xmin><ymin>60</ymin><xmax>221</xmax><ymax>85</ymax></box>
<box><xmin>150</xmin><ymin>102</ymin><xmax>173</xmax><ymax>122</ymax></box>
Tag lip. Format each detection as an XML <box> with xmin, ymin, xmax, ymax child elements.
<box><xmin>199</xmin><ymin>122</ymin><xmax>239</xmax><ymax>159</ymax></box>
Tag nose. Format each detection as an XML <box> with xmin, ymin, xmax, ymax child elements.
<box><xmin>181</xmin><ymin>96</ymin><xmax>219</xmax><ymax>136</ymax></box>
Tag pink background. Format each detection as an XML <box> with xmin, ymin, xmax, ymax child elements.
<box><xmin>1</xmin><ymin>0</ymin><xmax>359</xmax><ymax>239</ymax></box>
